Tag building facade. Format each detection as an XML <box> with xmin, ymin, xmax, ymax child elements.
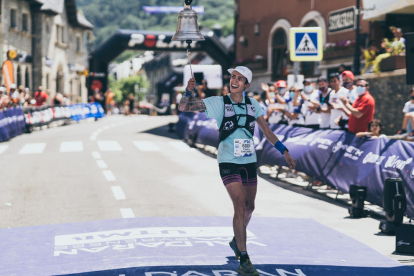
<box><xmin>235</xmin><ymin>0</ymin><xmax>414</xmax><ymax>90</ymax></box>
<box><xmin>0</xmin><ymin>0</ymin><xmax>93</xmax><ymax>103</ymax></box>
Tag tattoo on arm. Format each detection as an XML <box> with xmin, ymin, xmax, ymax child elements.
<box><xmin>178</xmin><ymin>94</ymin><xmax>206</xmax><ymax>112</ymax></box>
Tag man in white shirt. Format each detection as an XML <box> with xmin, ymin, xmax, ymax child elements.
<box><xmin>296</xmin><ymin>79</ymin><xmax>320</xmax><ymax>129</ymax></box>
<box><xmin>311</xmin><ymin>77</ymin><xmax>331</xmax><ymax>129</ymax></box>
<box><xmin>328</xmin><ymin>73</ymin><xmax>350</xmax><ymax>130</ymax></box>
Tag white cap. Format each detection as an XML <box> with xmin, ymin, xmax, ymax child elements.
<box><xmin>10</xmin><ymin>84</ymin><xmax>16</xmax><ymax>89</ymax></box>
<box><xmin>228</xmin><ymin>66</ymin><xmax>252</xmax><ymax>84</ymax></box>
<box><xmin>0</xmin><ymin>87</ymin><xmax>5</xmax><ymax>92</ymax></box>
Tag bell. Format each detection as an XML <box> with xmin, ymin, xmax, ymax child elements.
<box><xmin>172</xmin><ymin>0</ymin><xmax>205</xmax><ymax>42</ymax></box>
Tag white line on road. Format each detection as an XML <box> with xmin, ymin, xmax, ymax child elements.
<box><xmin>133</xmin><ymin>141</ymin><xmax>161</xmax><ymax>152</ymax></box>
<box><xmin>120</xmin><ymin>208</ymin><xmax>135</xmax><ymax>218</ymax></box>
<box><xmin>168</xmin><ymin>141</ymin><xmax>194</xmax><ymax>152</ymax></box>
<box><xmin>0</xmin><ymin>145</ymin><xmax>9</xmax><ymax>155</ymax></box>
<box><xmin>19</xmin><ymin>143</ymin><xmax>46</xmax><ymax>154</ymax></box>
<box><xmin>102</xmin><ymin>170</ymin><xmax>116</xmax><ymax>181</ymax></box>
<box><xmin>96</xmin><ymin>160</ymin><xmax>108</xmax><ymax>169</ymax></box>
<box><xmin>59</xmin><ymin>141</ymin><xmax>83</xmax><ymax>152</ymax></box>
<box><xmin>98</xmin><ymin>141</ymin><xmax>123</xmax><ymax>151</ymax></box>
<box><xmin>92</xmin><ymin>151</ymin><xmax>101</xmax><ymax>159</ymax></box>
<box><xmin>111</xmin><ymin>186</ymin><xmax>126</xmax><ymax>200</ymax></box>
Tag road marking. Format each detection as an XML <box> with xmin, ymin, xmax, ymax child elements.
<box><xmin>102</xmin><ymin>170</ymin><xmax>116</xmax><ymax>181</ymax></box>
<box><xmin>0</xmin><ymin>145</ymin><xmax>9</xmax><ymax>155</ymax></box>
<box><xmin>19</xmin><ymin>143</ymin><xmax>46</xmax><ymax>154</ymax></box>
<box><xmin>133</xmin><ymin>141</ymin><xmax>161</xmax><ymax>152</ymax></box>
<box><xmin>168</xmin><ymin>141</ymin><xmax>194</xmax><ymax>152</ymax></box>
<box><xmin>92</xmin><ymin>151</ymin><xmax>101</xmax><ymax>159</ymax></box>
<box><xmin>120</xmin><ymin>208</ymin><xmax>135</xmax><ymax>218</ymax></box>
<box><xmin>111</xmin><ymin>186</ymin><xmax>126</xmax><ymax>200</ymax></box>
<box><xmin>96</xmin><ymin>160</ymin><xmax>108</xmax><ymax>169</ymax></box>
<box><xmin>98</xmin><ymin>141</ymin><xmax>123</xmax><ymax>151</ymax></box>
<box><xmin>59</xmin><ymin>141</ymin><xmax>83</xmax><ymax>152</ymax></box>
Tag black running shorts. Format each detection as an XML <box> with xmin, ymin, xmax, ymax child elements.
<box><xmin>219</xmin><ymin>162</ymin><xmax>257</xmax><ymax>186</ymax></box>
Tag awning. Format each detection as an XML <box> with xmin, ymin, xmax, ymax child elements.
<box><xmin>363</xmin><ymin>0</ymin><xmax>414</xmax><ymax>21</ymax></box>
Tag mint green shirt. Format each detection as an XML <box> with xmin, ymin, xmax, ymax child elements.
<box><xmin>202</xmin><ymin>96</ymin><xmax>263</xmax><ymax>164</ymax></box>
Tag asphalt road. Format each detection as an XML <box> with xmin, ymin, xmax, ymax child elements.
<box><xmin>0</xmin><ymin>115</ymin><xmax>410</xmax><ymax>266</ymax></box>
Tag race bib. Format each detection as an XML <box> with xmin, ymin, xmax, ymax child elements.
<box><xmin>234</xmin><ymin>139</ymin><xmax>254</xmax><ymax>157</ymax></box>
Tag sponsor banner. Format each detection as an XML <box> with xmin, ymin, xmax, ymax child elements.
<box><xmin>0</xmin><ymin>107</ymin><xmax>26</xmax><ymax>142</ymax></box>
<box><xmin>24</xmin><ymin>103</ymin><xmax>105</xmax><ymax>127</ymax></box>
<box><xmin>177</xmin><ymin>114</ymin><xmax>414</xmax><ymax>218</ymax></box>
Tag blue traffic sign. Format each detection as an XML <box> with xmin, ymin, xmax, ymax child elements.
<box><xmin>290</xmin><ymin>27</ymin><xmax>323</xmax><ymax>61</ymax></box>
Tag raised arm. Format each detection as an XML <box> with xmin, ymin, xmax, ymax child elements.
<box><xmin>178</xmin><ymin>78</ymin><xmax>207</xmax><ymax>112</ymax></box>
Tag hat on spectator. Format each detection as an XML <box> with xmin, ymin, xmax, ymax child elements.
<box><xmin>317</xmin><ymin>77</ymin><xmax>328</xmax><ymax>83</ymax></box>
<box><xmin>10</xmin><ymin>84</ymin><xmax>16</xmax><ymax>89</ymax></box>
<box><xmin>276</xmin><ymin>80</ymin><xmax>287</xmax><ymax>88</ymax></box>
<box><xmin>303</xmin><ymin>78</ymin><xmax>313</xmax><ymax>84</ymax></box>
<box><xmin>228</xmin><ymin>66</ymin><xmax>252</xmax><ymax>83</ymax></box>
<box><xmin>0</xmin><ymin>87</ymin><xmax>5</xmax><ymax>92</ymax></box>
<box><xmin>341</xmin><ymin>70</ymin><xmax>354</xmax><ymax>80</ymax></box>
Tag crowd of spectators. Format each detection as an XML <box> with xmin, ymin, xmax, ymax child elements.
<box><xmin>0</xmin><ymin>84</ymin><xmax>54</xmax><ymax>110</ymax></box>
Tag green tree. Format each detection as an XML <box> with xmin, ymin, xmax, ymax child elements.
<box><xmin>109</xmin><ymin>75</ymin><xmax>150</xmax><ymax>104</ymax></box>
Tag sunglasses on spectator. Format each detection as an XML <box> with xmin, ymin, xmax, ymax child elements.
<box><xmin>231</xmin><ymin>74</ymin><xmax>246</xmax><ymax>82</ymax></box>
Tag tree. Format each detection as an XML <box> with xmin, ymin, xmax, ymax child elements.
<box><xmin>109</xmin><ymin>75</ymin><xmax>150</xmax><ymax>104</ymax></box>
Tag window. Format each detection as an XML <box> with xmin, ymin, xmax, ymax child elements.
<box><xmin>45</xmin><ymin>73</ymin><xmax>49</xmax><ymax>89</ymax></box>
<box><xmin>0</xmin><ymin>0</ymin><xmax>2</xmax><ymax>23</ymax></box>
<box><xmin>25</xmin><ymin>68</ymin><xmax>29</xmax><ymax>88</ymax></box>
<box><xmin>10</xmin><ymin>9</ymin><xmax>16</xmax><ymax>28</ymax></box>
<box><xmin>56</xmin><ymin>25</ymin><xmax>64</xmax><ymax>43</ymax></box>
<box><xmin>16</xmin><ymin>66</ymin><xmax>21</xmax><ymax>87</ymax></box>
<box><xmin>272</xmin><ymin>29</ymin><xmax>288</xmax><ymax>80</ymax></box>
<box><xmin>76</xmin><ymin>37</ymin><xmax>81</xmax><ymax>52</ymax></box>
<box><xmin>61</xmin><ymin>26</ymin><xmax>64</xmax><ymax>43</ymax></box>
<box><xmin>22</xmin><ymin>14</ymin><xmax>28</xmax><ymax>32</ymax></box>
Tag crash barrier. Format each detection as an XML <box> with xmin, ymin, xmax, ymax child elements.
<box><xmin>0</xmin><ymin>107</ymin><xmax>26</xmax><ymax>142</ymax></box>
<box><xmin>177</xmin><ymin>112</ymin><xmax>414</xmax><ymax>218</ymax></box>
<box><xmin>24</xmin><ymin>103</ymin><xmax>105</xmax><ymax>128</ymax></box>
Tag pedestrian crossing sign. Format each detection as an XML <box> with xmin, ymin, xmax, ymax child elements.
<box><xmin>290</xmin><ymin>27</ymin><xmax>323</xmax><ymax>61</ymax></box>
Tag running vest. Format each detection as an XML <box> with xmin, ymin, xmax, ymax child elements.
<box><xmin>218</xmin><ymin>95</ymin><xmax>256</xmax><ymax>142</ymax></box>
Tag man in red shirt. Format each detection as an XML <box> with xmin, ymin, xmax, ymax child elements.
<box><xmin>34</xmin><ymin>86</ymin><xmax>48</xmax><ymax>106</ymax></box>
<box><xmin>340</xmin><ymin>78</ymin><xmax>375</xmax><ymax>134</ymax></box>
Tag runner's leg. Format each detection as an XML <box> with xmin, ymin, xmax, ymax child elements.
<box><xmin>225</xmin><ymin>181</ymin><xmax>247</xmax><ymax>252</ymax></box>
<box><xmin>244</xmin><ymin>185</ymin><xmax>257</xmax><ymax>228</ymax></box>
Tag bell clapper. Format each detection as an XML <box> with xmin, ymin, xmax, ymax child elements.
<box><xmin>186</xmin><ymin>39</ymin><xmax>194</xmax><ymax>79</ymax></box>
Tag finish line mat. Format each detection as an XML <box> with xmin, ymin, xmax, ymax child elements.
<box><xmin>0</xmin><ymin>217</ymin><xmax>412</xmax><ymax>276</ymax></box>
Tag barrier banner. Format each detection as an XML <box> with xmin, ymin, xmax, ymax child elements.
<box><xmin>0</xmin><ymin>107</ymin><xmax>26</xmax><ymax>142</ymax></box>
<box><xmin>177</xmin><ymin>113</ymin><xmax>414</xmax><ymax>218</ymax></box>
<box><xmin>24</xmin><ymin>103</ymin><xmax>105</xmax><ymax>127</ymax></box>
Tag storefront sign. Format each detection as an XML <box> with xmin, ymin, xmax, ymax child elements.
<box><xmin>328</xmin><ymin>6</ymin><xmax>357</xmax><ymax>33</ymax></box>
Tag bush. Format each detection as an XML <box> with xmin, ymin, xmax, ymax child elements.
<box><xmin>109</xmin><ymin>75</ymin><xmax>150</xmax><ymax>104</ymax></box>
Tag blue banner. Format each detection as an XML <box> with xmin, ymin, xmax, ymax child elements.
<box><xmin>177</xmin><ymin>113</ymin><xmax>414</xmax><ymax>218</ymax></box>
<box><xmin>0</xmin><ymin>107</ymin><xmax>26</xmax><ymax>142</ymax></box>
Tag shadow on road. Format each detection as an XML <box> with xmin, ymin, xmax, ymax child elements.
<box><xmin>139</xmin><ymin>123</ymin><xmax>181</xmax><ymax>140</ymax></box>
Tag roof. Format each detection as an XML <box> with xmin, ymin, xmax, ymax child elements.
<box><xmin>33</xmin><ymin>0</ymin><xmax>93</xmax><ymax>29</ymax></box>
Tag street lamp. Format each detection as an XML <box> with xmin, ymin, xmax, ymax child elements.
<box><xmin>353</xmin><ymin>0</ymin><xmax>361</xmax><ymax>75</ymax></box>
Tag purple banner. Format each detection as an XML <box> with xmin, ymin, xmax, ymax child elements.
<box><xmin>0</xmin><ymin>107</ymin><xmax>26</xmax><ymax>142</ymax></box>
<box><xmin>177</xmin><ymin>113</ymin><xmax>414</xmax><ymax>218</ymax></box>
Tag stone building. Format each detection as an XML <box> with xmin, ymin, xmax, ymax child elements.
<box><xmin>0</xmin><ymin>0</ymin><xmax>93</xmax><ymax>103</ymax></box>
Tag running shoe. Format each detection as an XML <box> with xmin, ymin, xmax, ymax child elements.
<box><xmin>237</xmin><ymin>259</ymin><xmax>259</xmax><ymax>276</ymax></box>
<box><xmin>409</xmin><ymin>131</ymin><xmax>414</xmax><ymax>139</ymax></box>
<box><xmin>395</xmin><ymin>129</ymin><xmax>408</xmax><ymax>137</ymax></box>
<box><xmin>229</xmin><ymin>237</ymin><xmax>241</xmax><ymax>259</ymax></box>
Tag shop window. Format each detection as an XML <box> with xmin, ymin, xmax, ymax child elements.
<box><xmin>16</xmin><ymin>66</ymin><xmax>21</xmax><ymax>87</ymax></box>
<box><xmin>76</xmin><ymin>37</ymin><xmax>81</xmax><ymax>52</ymax></box>
<box><xmin>272</xmin><ymin>29</ymin><xmax>288</xmax><ymax>80</ymax></box>
<box><xmin>10</xmin><ymin>9</ymin><xmax>16</xmax><ymax>28</ymax></box>
<box><xmin>25</xmin><ymin>68</ymin><xmax>29</xmax><ymax>88</ymax></box>
<box><xmin>22</xmin><ymin>14</ymin><xmax>28</xmax><ymax>32</ymax></box>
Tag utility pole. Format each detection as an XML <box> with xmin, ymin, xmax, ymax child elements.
<box><xmin>353</xmin><ymin>0</ymin><xmax>361</xmax><ymax>75</ymax></box>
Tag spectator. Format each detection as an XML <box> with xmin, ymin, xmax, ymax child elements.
<box><xmin>362</xmin><ymin>40</ymin><xmax>379</xmax><ymax>74</ymax></box>
<box><xmin>221</xmin><ymin>84</ymin><xmax>230</xmax><ymax>97</ymax></box>
<box><xmin>10</xmin><ymin>84</ymin><xmax>19</xmax><ymax>106</ymax></box>
<box><xmin>263</xmin><ymin>81</ymin><xmax>287</xmax><ymax>124</ymax></box>
<box><xmin>258</xmin><ymin>91</ymin><xmax>268</xmax><ymax>120</ymax></box>
<box><xmin>34</xmin><ymin>86</ymin><xmax>48</xmax><ymax>106</ymax></box>
<box><xmin>195</xmin><ymin>84</ymin><xmax>205</xmax><ymax>100</ymax></box>
<box><xmin>53</xmin><ymin>92</ymin><xmax>63</xmax><ymax>106</ymax></box>
<box><xmin>0</xmin><ymin>87</ymin><xmax>5</xmax><ymax>109</ymax></box>
<box><xmin>328</xmin><ymin>73</ymin><xmax>350</xmax><ymax>130</ymax></box>
<box><xmin>284</xmin><ymin>86</ymin><xmax>304</xmax><ymax>126</ymax></box>
<box><xmin>312</xmin><ymin>77</ymin><xmax>332</xmax><ymax>129</ymax></box>
<box><xmin>340</xmin><ymin>78</ymin><xmax>375</xmax><ymax>134</ymax></box>
<box><xmin>338</xmin><ymin>64</ymin><xmax>346</xmax><ymax>86</ymax></box>
<box><xmin>356</xmin><ymin>119</ymin><xmax>386</xmax><ymax>139</ymax></box>
<box><xmin>296</xmin><ymin>79</ymin><xmax>320</xmax><ymax>129</ymax></box>
<box><xmin>128</xmin><ymin>93</ymin><xmax>135</xmax><ymax>115</ymax></box>
<box><xmin>201</xmin><ymin>79</ymin><xmax>215</xmax><ymax>98</ymax></box>
<box><xmin>395</xmin><ymin>88</ymin><xmax>414</xmax><ymax>138</ymax></box>
<box><xmin>62</xmin><ymin>94</ymin><xmax>70</xmax><ymax>105</ymax></box>
<box><xmin>20</xmin><ymin>88</ymin><xmax>30</xmax><ymax>107</ymax></box>
<box><xmin>105</xmin><ymin>88</ymin><xmax>115</xmax><ymax>115</ymax></box>
<box><xmin>341</xmin><ymin>71</ymin><xmax>358</xmax><ymax>104</ymax></box>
